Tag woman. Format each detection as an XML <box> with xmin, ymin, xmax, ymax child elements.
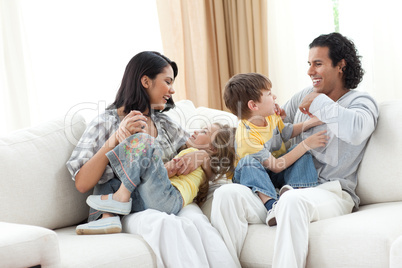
<box><xmin>66</xmin><ymin>51</ymin><xmax>236</xmax><ymax>267</ymax></box>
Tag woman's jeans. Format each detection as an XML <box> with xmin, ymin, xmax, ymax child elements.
<box><xmin>233</xmin><ymin>146</ymin><xmax>318</xmax><ymax>200</ymax></box>
<box><xmin>88</xmin><ymin>133</ymin><xmax>183</xmax><ymax>222</ymax></box>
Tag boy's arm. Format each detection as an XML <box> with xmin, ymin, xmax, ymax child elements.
<box><xmin>262</xmin><ymin>142</ymin><xmax>309</xmax><ymax>173</ymax></box>
<box><xmin>263</xmin><ymin>130</ymin><xmax>327</xmax><ymax>172</ymax></box>
<box><xmin>290</xmin><ymin>116</ymin><xmax>323</xmax><ymax>138</ymax></box>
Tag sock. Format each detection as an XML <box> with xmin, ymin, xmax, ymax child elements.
<box><xmin>264</xmin><ymin>199</ymin><xmax>276</xmax><ymax>211</ymax></box>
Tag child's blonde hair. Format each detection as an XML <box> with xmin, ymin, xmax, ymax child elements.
<box><xmin>193</xmin><ymin>123</ymin><xmax>237</xmax><ymax>207</ymax></box>
<box><xmin>210</xmin><ymin>123</ymin><xmax>237</xmax><ymax>180</ymax></box>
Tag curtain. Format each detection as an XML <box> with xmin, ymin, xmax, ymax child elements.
<box><xmin>156</xmin><ymin>0</ymin><xmax>268</xmax><ymax>110</ymax></box>
<box><xmin>0</xmin><ymin>0</ymin><xmax>32</xmax><ymax>134</ymax></box>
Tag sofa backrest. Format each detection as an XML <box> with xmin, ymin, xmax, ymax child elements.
<box><xmin>165</xmin><ymin>100</ymin><xmax>238</xmax><ymax>132</ymax></box>
<box><xmin>0</xmin><ymin>113</ymin><xmax>89</xmax><ymax>229</ymax></box>
<box><xmin>356</xmin><ymin>100</ymin><xmax>402</xmax><ymax>206</ymax></box>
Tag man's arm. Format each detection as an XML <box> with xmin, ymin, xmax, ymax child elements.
<box><xmin>263</xmin><ymin>130</ymin><xmax>328</xmax><ymax>172</ymax></box>
<box><xmin>300</xmin><ymin>93</ymin><xmax>379</xmax><ymax>145</ymax></box>
<box><xmin>282</xmin><ymin>87</ymin><xmax>313</xmax><ymax>124</ymax></box>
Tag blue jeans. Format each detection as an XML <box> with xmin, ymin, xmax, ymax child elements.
<box><xmin>233</xmin><ymin>146</ymin><xmax>318</xmax><ymax>200</ymax></box>
<box><xmin>88</xmin><ymin>133</ymin><xmax>183</xmax><ymax>222</ymax></box>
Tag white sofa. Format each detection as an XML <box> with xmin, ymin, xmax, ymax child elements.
<box><xmin>1</xmin><ymin>99</ymin><xmax>401</xmax><ymax>268</ymax></box>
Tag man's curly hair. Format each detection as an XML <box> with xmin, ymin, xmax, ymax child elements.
<box><xmin>309</xmin><ymin>32</ymin><xmax>364</xmax><ymax>89</ymax></box>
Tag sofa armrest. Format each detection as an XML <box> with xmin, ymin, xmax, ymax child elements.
<box><xmin>0</xmin><ymin>222</ymin><xmax>61</xmax><ymax>268</ymax></box>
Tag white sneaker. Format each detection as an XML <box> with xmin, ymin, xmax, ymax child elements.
<box><xmin>265</xmin><ymin>201</ymin><xmax>277</xmax><ymax>226</ymax></box>
<box><xmin>266</xmin><ymin>186</ymin><xmax>294</xmax><ymax>226</ymax></box>
<box><xmin>279</xmin><ymin>185</ymin><xmax>294</xmax><ymax>197</ymax></box>
<box><xmin>76</xmin><ymin>216</ymin><xmax>122</xmax><ymax>235</ymax></box>
<box><xmin>86</xmin><ymin>194</ymin><xmax>132</xmax><ymax>215</ymax></box>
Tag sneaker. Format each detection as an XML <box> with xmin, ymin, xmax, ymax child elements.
<box><xmin>87</xmin><ymin>193</ymin><xmax>132</xmax><ymax>215</ymax></box>
<box><xmin>265</xmin><ymin>201</ymin><xmax>277</xmax><ymax>226</ymax></box>
<box><xmin>76</xmin><ymin>216</ymin><xmax>122</xmax><ymax>235</ymax></box>
<box><xmin>279</xmin><ymin>185</ymin><xmax>294</xmax><ymax>197</ymax></box>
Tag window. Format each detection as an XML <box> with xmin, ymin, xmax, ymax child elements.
<box><xmin>267</xmin><ymin>0</ymin><xmax>402</xmax><ymax>104</ymax></box>
<box><xmin>1</xmin><ymin>0</ymin><xmax>163</xmax><ymax>134</ymax></box>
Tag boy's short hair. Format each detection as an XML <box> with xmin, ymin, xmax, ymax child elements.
<box><xmin>224</xmin><ymin>73</ymin><xmax>272</xmax><ymax>119</ymax></box>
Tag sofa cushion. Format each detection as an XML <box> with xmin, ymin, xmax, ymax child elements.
<box><xmin>0</xmin><ymin>222</ymin><xmax>60</xmax><ymax>267</ymax></box>
<box><xmin>240</xmin><ymin>202</ymin><xmax>402</xmax><ymax>267</ymax></box>
<box><xmin>165</xmin><ymin>100</ymin><xmax>200</xmax><ymax>133</ymax></box>
<box><xmin>356</xmin><ymin>100</ymin><xmax>402</xmax><ymax>205</ymax></box>
<box><xmin>307</xmin><ymin>202</ymin><xmax>402</xmax><ymax>267</ymax></box>
<box><xmin>195</xmin><ymin>106</ymin><xmax>238</xmax><ymax>128</ymax></box>
<box><xmin>56</xmin><ymin>226</ymin><xmax>156</xmax><ymax>267</ymax></box>
<box><xmin>0</xmin><ymin>113</ymin><xmax>89</xmax><ymax>229</ymax></box>
<box><xmin>165</xmin><ymin>100</ymin><xmax>238</xmax><ymax>133</ymax></box>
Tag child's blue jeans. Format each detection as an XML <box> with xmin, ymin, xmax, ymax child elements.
<box><xmin>88</xmin><ymin>133</ymin><xmax>183</xmax><ymax>222</ymax></box>
<box><xmin>233</xmin><ymin>146</ymin><xmax>318</xmax><ymax>200</ymax></box>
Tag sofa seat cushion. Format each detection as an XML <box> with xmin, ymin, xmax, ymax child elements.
<box><xmin>0</xmin><ymin>222</ymin><xmax>60</xmax><ymax>267</ymax></box>
<box><xmin>55</xmin><ymin>226</ymin><xmax>156</xmax><ymax>267</ymax></box>
<box><xmin>307</xmin><ymin>201</ymin><xmax>402</xmax><ymax>267</ymax></box>
<box><xmin>240</xmin><ymin>201</ymin><xmax>402</xmax><ymax>267</ymax></box>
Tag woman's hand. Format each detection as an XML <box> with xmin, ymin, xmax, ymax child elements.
<box><xmin>116</xmin><ymin>111</ymin><xmax>148</xmax><ymax>143</ymax></box>
<box><xmin>164</xmin><ymin>159</ymin><xmax>179</xmax><ymax>178</ymax></box>
<box><xmin>174</xmin><ymin>150</ymin><xmax>209</xmax><ymax>175</ymax></box>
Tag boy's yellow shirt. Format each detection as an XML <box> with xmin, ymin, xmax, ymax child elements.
<box><xmin>235</xmin><ymin>114</ymin><xmax>292</xmax><ymax>167</ymax></box>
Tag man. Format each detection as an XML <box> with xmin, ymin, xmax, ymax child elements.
<box><xmin>211</xmin><ymin>32</ymin><xmax>379</xmax><ymax>267</ymax></box>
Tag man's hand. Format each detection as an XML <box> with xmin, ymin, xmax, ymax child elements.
<box><xmin>299</xmin><ymin>92</ymin><xmax>322</xmax><ymax>116</ymax></box>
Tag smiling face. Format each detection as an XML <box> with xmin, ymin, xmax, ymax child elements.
<box><xmin>188</xmin><ymin>124</ymin><xmax>221</xmax><ymax>150</ymax></box>
<box><xmin>143</xmin><ymin>65</ymin><xmax>175</xmax><ymax>111</ymax></box>
<box><xmin>308</xmin><ymin>46</ymin><xmax>345</xmax><ymax>97</ymax></box>
<box><xmin>255</xmin><ymin>89</ymin><xmax>276</xmax><ymax>117</ymax></box>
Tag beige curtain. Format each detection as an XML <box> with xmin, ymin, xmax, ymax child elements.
<box><xmin>156</xmin><ymin>0</ymin><xmax>268</xmax><ymax>110</ymax></box>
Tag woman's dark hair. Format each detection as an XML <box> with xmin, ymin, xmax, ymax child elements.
<box><xmin>309</xmin><ymin>32</ymin><xmax>364</xmax><ymax>89</ymax></box>
<box><xmin>108</xmin><ymin>51</ymin><xmax>178</xmax><ymax>114</ymax></box>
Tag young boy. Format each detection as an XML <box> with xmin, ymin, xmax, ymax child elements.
<box><xmin>223</xmin><ymin>73</ymin><xmax>328</xmax><ymax>225</ymax></box>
